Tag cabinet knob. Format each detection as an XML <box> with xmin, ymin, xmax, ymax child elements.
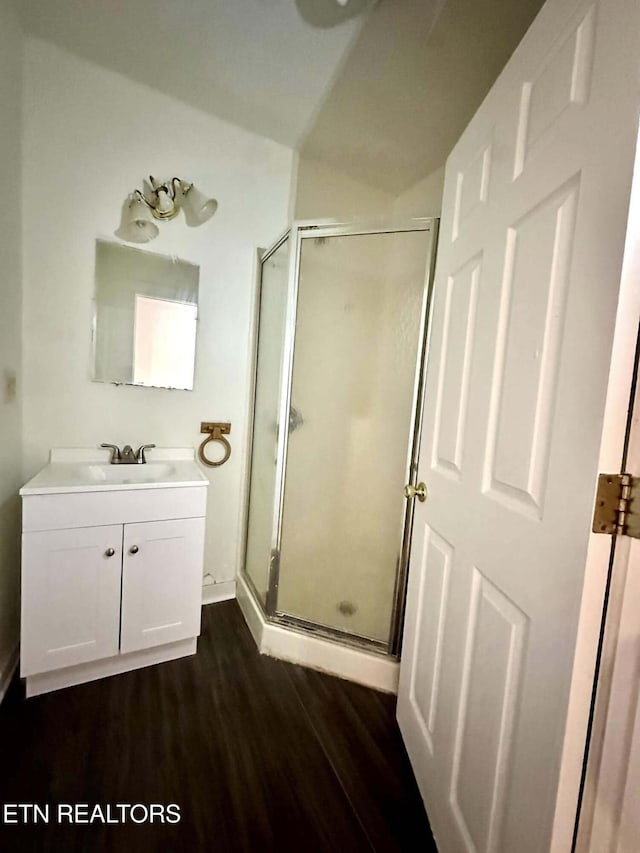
<box><xmin>129</xmin><ymin>545</ymin><xmax>139</xmax><ymax>555</ymax></box>
<box><xmin>105</xmin><ymin>547</ymin><xmax>116</xmax><ymax>557</ymax></box>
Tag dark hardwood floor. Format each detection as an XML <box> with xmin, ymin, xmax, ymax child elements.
<box><xmin>0</xmin><ymin>600</ymin><xmax>435</xmax><ymax>852</ymax></box>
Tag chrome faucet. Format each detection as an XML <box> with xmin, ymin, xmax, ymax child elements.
<box><xmin>100</xmin><ymin>443</ymin><xmax>156</xmax><ymax>464</ymax></box>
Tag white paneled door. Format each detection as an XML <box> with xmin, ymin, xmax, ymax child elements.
<box><xmin>397</xmin><ymin>0</ymin><xmax>640</xmax><ymax>851</ymax></box>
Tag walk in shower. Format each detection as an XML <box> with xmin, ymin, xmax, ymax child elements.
<box><xmin>242</xmin><ymin>218</ymin><xmax>438</xmax><ymax>656</ymax></box>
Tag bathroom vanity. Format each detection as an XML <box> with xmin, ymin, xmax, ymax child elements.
<box><xmin>19</xmin><ymin>448</ymin><xmax>208</xmax><ymax>697</ymax></box>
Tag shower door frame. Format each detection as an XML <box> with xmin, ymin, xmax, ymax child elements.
<box><xmin>242</xmin><ymin>216</ymin><xmax>439</xmax><ymax>657</ymax></box>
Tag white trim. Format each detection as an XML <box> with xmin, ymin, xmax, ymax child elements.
<box><xmin>0</xmin><ymin>643</ymin><xmax>19</xmax><ymax>704</ymax></box>
<box><xmin>25</xmin><ymin>637</ymin><xmax>197</xmax><ymax>697</ymax></box>
<box><xmin>551</xmin><ymin>118</ymin><xmax>640</xmax><ymax>853</ymax></box>
<box><xmin>575</xmin><ymin>381</ymin><xmax>640</xmax><ymax>850</ymax></box>
<box><xmin>292</xmin><ymin>214</ymin><xmax>434</xmax><ymax>235</ymax></box>
<box><xmin>236</xmin><ymin>573</ymin><xmax>265</xmax><ymax>648</ymax></box>
<box><xmin>262</xmin><ymin>623</ymin><xmax>399</xmax><ymax>694</ymax></box>
<box><xmin>202</xmin><ymin>580</ymin><xmax>236</xmax><ymax>605</ymax></box>
<box><xmin>236</xmin><ymin>575</ymin><xmax>399</xmax><ymax>694</ymax></box>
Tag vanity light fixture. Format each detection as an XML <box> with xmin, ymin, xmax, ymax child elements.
<box><xmin>116</xmin><ymin>176</ymin><xmax>218</xmax><ymax>244</ymax></box>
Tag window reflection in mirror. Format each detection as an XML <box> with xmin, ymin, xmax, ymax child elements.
<box><xmin>93</xmin><ymin>240</ymin><xmax>199</xmax><ymax>390</ymax></box>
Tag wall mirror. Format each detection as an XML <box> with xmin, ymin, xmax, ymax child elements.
<box><xmin>93</xmin><ymin>240</ymin><xmax>199</xmax><ymax>390</ymax></box>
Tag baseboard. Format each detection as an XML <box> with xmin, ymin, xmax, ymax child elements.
<box><xmin>262</xmin><ymin>622</ymin><xmax>399</xmax><ymax>694</ymax></box>
<box><xmin>26</xmin><ymin>637</ymin><xmax>197</xmax><ymax>698</ymax></box>
<box><xmin>0</xmin><ymin>643</ymin><xmax>19</xmax><ymax>705</ymax></box>
<box><xmin>236</xmin><ymin>575</ymin><xmax>399</xmax><ymax>694</ymax></box>
<box><xmin>202</xmin><ymin>580</ymin><xmax>236</xmax><ymax>605</ymax></box>
<box><xmin>236</xmin><ymin>574</ymin><xmax>264</xmax><ymax>648</ymax></box>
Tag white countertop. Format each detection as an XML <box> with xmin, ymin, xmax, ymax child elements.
<box><xmin>20</xmin><ymin>448</ymin><xmax>209</xmax><ymax>496</ymax></box>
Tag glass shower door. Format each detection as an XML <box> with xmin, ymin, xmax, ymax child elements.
<box><xmin>276</xmin><ymin>227</ymin><xmax>433</xmax><ymax>644</ymax></box>
<box><xmin>243</xmin><ymin>235</ymin><xmax>290</xmax><ymax>605</ymax></box>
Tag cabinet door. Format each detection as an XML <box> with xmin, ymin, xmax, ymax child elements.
<box><xmin>21</xmin><ymin>525</ymin><xmax>123</xmax><ymax>676</ymax></box>
<box><xmin>120</xmin><ymin>518</ymin><xmax>205</xmax><ymax>654</ymax></box>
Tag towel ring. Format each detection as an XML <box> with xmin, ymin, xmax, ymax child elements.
<box><xmin>198</xmin><ymin>422</ymin><xmax>232</xmax><ymax>468</ymax></box>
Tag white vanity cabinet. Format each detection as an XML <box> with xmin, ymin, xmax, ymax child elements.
<box><xmin>19</xmin><ymin>450</ymin><xmax>208</xmax><ymax>697</ymax></box>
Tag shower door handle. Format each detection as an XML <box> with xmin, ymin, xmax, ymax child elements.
<box><xmin>404</xmin><ymin>482</ymin><xmax>428</xmax><ymax>503</ymax></box>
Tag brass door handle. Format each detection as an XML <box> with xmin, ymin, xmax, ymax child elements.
<box><xmin>404</xmin><ymin>482</ymin><xmax>428</xmax><ymax>502</ymax></box>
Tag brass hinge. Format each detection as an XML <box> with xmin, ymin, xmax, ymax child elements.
<box><xmin>592</xmin><ymin>473</ymin><xmax>640</xmax><ymax>538</ymax></box>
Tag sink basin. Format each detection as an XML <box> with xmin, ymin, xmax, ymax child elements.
<box><xmin>85</xmin><ymin>462</ymin><xmax>176</xmax><ymax>483</ymax></box>
<box><xmin>20</xmin><ymin>450</ymin><xmax>208</xmax><ymax>495</ymax></box>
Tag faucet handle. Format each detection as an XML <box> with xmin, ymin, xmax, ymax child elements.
<box><xmin>135</xmin><ymin>444</ymin><xmax>156</xmax><ymax>463</ymax></box>
<box><xmin>100</xmin><ymin>443</ymin><xmax>121</xmax><ymax>463</ymax></box>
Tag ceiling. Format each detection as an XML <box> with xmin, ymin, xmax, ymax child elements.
<box><xmin>18</xmin><ymin>0</ymin><xmax>368</xmax><ymax>149</ymax></box>
<box><xmin>20</xmin><ymin>0</ymin><xmax>546</xmax><ymax>196</ymax></box>
<box><xmin>300</xmin><ymin>0</ymin><xmax>546</xmax><ymax>194</ymax></box>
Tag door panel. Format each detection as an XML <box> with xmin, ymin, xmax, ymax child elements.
<box><xmin>449</xmin><ymin>569</ymin><xmax>528</xmax><ymax>853</ymax></box>
<box><xmin>485</xmin><ymin>177</ymin><xmax>578</xmax><ymax>515</ymax></box>
<box><xmin>21</xmin><ymin>525</ymin><xmax>122</xmax><ymax>676</ymax></box>
<box><xmin>398</xmin><ymin>0</ymin><xmax>640</xmax><ymax>850</ymax></box>
<box><xmin>244</xmin><ymin>235</ymin><xmax>290</xmax><ymax>606</ymax></box>
<box><xmin>276</xmin><ymin>228</ymin><xmax>433</xmax><ymax>642</ymax></box>
<box><xmin>409</xmin><ymin>526</ymin><xmax>453</xmax><ymax>755</ymax></box>
<box><xmin>431</xmin><ymin>254</ymin><xmax>480</xmax><ymax>478</ymax></box>
<box><xmin>120</xmin><ymin>518</ymin><xmax>205</xmax><ymax>653</ymax></box>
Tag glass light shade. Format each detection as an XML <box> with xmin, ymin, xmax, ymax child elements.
<box><xmin>153</xmin><ymin>187</ymin><xmax>177</xmax><ymax>219</ymax></box>
<box><xmin>182</xmin><ymin>184</ymin><xmax>218</xmax><ymax>227</ymax></box>
<box><xmin>116</xmin><ymin>197</ymin><xmax>159</xmax><ymax>243</ymax></box>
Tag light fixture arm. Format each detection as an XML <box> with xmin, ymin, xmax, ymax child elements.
<box><xmin>132</xmin><ymin>188</ymin><xmax>155</xmax><ymax>210</ymax></box>
<box><xmin>177</xmin><ymin>178</ymin><xmax>193</xmax><ymax>194</ymax></box>
<box><xmin>132</xmin><ymin>177</ymin><xmax>198</xmax><ymax>209</ymax></box>
<box><xmin>135</xmin><ymin>175</ymin><xmax>178</xmax><ymax>221</ymax></box>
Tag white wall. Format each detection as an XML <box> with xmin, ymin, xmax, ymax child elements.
<box><xmin>294</xmin><ymin>155</ymin><xmax>445</xmax><ymax>224</ymax></box>
<box><xmin>0</xmin><ymin>0</ymin><xmax>23</xmax><ymax>692</ymax></box>
<box><xmin>294</xmin><ymin>155</ymin><xmax>393</xmax><ymax>220</ymax></box>
<box><xmin>22</xmin><ymin>38</ymin><xmax>294</xmax><ymax>587</ymax></box>
<box><xmin>392</xmin><ymin>165</ymin><xmax>446</xmax><ymax>217</ymax></box>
